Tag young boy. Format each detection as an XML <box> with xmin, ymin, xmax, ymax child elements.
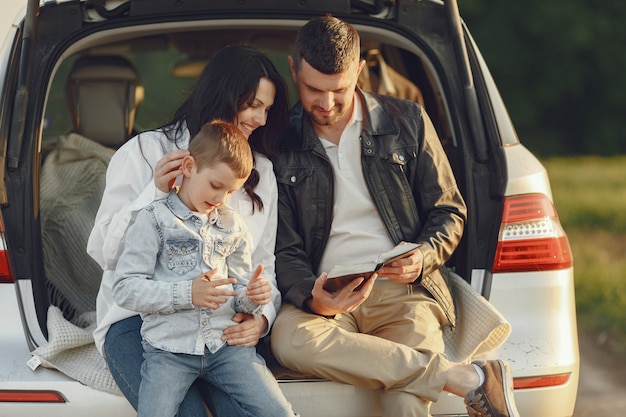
<box><xmin>112</xmin><ymin>120</ymin><xmax>295</xmax><ymax>417</ymax></box>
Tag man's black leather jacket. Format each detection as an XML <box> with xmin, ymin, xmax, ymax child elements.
<box><xmin>272</xmin><ymin>90</ymin><xmax>467</xmax><ymax>327</ymax></box>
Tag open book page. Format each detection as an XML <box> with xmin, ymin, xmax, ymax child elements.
<box><xmin>374</xmin><ymin>242</ymin><xmax>421</xmax><ymax>265</ymax></box>
<box><xmin>324</xmin><ymin>242</ymin><xmax>420</xmax><ymax>292</ymax></box>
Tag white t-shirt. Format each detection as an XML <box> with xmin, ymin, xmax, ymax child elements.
<box><xmin>317</xmin><ymin>97</ymin><xmax>395</xmax><ymax>277</ymax></box>
<box><xmin>87</xmin><ymin>126</ymin><xmax>280</xmax><ymax>353</ymax></box>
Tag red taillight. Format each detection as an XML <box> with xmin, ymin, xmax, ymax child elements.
<box><xmin>0</xmin><ymin>390</ymin><xmax>67</xmax><ymax>403</ymax></box>
<box><xmin>513</xmin><ymin>373</ymin><xmax>571</xmax><ymax>389</ymax></box>
<box><xmin>493</xmin><ymin>194</ymin><xmax>573</xmax><ymax>273</ymax></box>
<box><xmin>0</xmin><ymin>219</ymin><xmax>14</xmax><ymax>283</ymax></box>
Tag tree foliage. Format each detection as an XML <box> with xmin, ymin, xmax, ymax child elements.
<box><xmin>460</xmin><ymin>0</ymin><xmax>626</xmax><ymax>156</ymax></box>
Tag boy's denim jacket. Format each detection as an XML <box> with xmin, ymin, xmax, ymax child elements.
<box><xmin>113</xmin><ymin>190</ymin><xmax>260</xmax><ymax>354</ymax></box>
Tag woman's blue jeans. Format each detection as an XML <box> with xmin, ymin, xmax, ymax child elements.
<box><xmin>103</xmin><ymin>315</ymin><xmax>246</xmax><ymax>417</ymax></box>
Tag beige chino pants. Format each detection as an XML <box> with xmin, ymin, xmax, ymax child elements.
<box><xmin>271</xmin><ymin>280</ymin><xmax>451</xmax><ymax>417</ymax></box>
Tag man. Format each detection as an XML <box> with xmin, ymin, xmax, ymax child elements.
<box><xmin>271</xmin><ymin>15</ymin><xmax>520</xmax><ymax>417</ymax></box>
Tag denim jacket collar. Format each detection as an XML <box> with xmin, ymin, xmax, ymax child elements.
<box><xmin>165</xmin><ymin>190</ymin><xmax>223</xmax><ymax>229</ymax></box>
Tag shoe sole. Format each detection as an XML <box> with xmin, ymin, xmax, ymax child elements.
<box><xmin>496</xmin><ymin>359</ymin><xmax>521</xmax><ymax>417</ymax></box>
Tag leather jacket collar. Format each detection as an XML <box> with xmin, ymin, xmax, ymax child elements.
<box><xmin>280</xmin><ymin>89</ymin><xmax>398</xmax><ymax>152</ymax></box>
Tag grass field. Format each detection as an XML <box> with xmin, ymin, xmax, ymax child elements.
<box><xmin>542</xmin><ymin>156</ymin><xmax>626</xmax><ymax>351</ymax></box>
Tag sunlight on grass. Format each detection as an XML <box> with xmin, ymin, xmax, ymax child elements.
<box><xmin>569</xmin><ymin>230</ymin><xmax>626</xmax><ymax>329</ymax></box>
<box><xmin>543</xmin><ymin>156</ymin><xmax>626</xmax><ymax>349</ymax></box>
<box><xmin>545</xmin><ymin>155</ymin><xmax>626</xmax><ymax>232</ymax></box>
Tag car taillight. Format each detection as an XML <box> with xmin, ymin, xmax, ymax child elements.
<box><xmin>0</xmin><ymin>218</ymin><xmax>14</xmax><ymax>283</ymax></box>
<box><xmin>513</xmin><ymin>373</ymin><xmax>571</xmax><ymax>389</ymax></box>
<box><xmin>493</xmin><ymin>193</ymin><xmax>573</xmax><ymax>273</ymax></box>
<box><xmin>0</xmin><ymin>390</ymin><xmax>66</xmax><ymax>403</ymax></box>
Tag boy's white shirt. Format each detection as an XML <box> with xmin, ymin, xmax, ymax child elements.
<box><xmin>87</xmin><ymin>127</ymin><xmax>280</xmax><ymax>353</ymax></box>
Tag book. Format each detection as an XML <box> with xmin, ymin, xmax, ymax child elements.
<box><xmin>323</xmin><ymin>242</ymin><xmax>421</xmax><ymax>292</ymax></box>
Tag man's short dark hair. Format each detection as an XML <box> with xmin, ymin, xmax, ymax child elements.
<box><xmin>294</xmin><ymin>14</ymin><xmax>361</xmax><ymax>74</ymax></box>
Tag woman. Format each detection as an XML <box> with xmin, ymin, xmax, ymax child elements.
<box><xmin>87</xmin><ymin>44</ymin><xmax>290</xmax><ymax>416</ymax></box>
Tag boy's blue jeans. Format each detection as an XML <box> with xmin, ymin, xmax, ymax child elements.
<box><xmin>138</xmin><ymin>341</ymin><xmax>293</xmax><ymax>417</ymax></box>
<box><xmin>103</xmin><ymin>315</ymin><xmax>245</xmax><ymax>416</ymax></box>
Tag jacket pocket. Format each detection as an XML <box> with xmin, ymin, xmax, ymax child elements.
<box><xmin>378</xmin><ymin>148</ymin><xmax>418</xmax><ymax>203</ymax></box>
<box><xmin>382</xmin><ymin>147</ymin><xmax>416</xmax><ymax>171</ymax></box>
<box><xmin>166</xmin><ymin>239</ymin><xmax>199</xmax><ymax>275</ymax></box>
<box><xmin>275</xmin><ymin>167</ymin><xmax>315</xmax><ymax>187</ymax></box>
<box><xmin>213</xmin><ymin>236</ymin><xmax>239</xmax><ymax>258</ymax></box>
<box><xmin>275</xmin><ymin>167</ymin><xmax>317</xmax><ymax>211</ymax></box>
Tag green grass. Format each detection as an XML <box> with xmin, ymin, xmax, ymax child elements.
<box><xmin>543</xmin><ymin>156</ymin><xmax>626</xmax><ymax>350</ymax></box>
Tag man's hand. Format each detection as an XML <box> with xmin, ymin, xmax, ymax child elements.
<box><xmin>378</xmin><ymin>248</ymin><xmax>424</xmax><ymax>284</ymax></box>
<box><xmin>307</xmin><ymin>272</ymin><xmax>378</xmax><ymax>316</ymax></box>
<box><xmin>154</xmin><ymin>149</ymin><xmax>190</xmax><ymax>192</ymax></box>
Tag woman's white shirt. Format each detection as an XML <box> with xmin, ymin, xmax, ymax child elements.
<box><xmin>87</xmin><ymin>128</ymin><xmax>280</xmax><ymax>353</ymax></box>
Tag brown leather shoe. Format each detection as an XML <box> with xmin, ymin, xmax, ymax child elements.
<box><xmin>464</xmin><ymin>359</ymin><xmax>520</xmax><ymax>417</ymax></box>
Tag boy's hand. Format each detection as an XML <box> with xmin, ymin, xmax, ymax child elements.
<box><xmin>246</xmin><ymin>265</ymin><xmax>271</xmax><ymax>306</ymax></box>
<box><xmin>191</xmin><ymin>269</ymin><xmax>236</xmax><ymax>310</ymax></box>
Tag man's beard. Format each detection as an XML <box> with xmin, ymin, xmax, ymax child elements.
<box><xmin>308</xmin><ymin>104</ymin><xmax>345</xmax><ymax>127</ymax></box>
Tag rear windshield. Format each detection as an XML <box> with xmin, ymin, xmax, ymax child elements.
<box><xmin>43</xmin><ymin>27</ymin><xmax>454</xmax><ymax>150</ymax></box>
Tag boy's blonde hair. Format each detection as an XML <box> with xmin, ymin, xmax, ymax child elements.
<box><xmin>188</xmin><ymin>120</ymin><xmax>253</xmax><ymax>179</ymax></box>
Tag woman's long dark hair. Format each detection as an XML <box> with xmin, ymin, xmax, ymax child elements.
<box><xmin>161</xmin><ymin>44</ymin><xmax>290</xmax><ymax>212</ymax></box>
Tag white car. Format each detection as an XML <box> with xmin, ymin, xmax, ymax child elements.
<box><xmin>0</xmin><ymin>1</ymin><xmax>579</xmax><ymax>416</ymax></box>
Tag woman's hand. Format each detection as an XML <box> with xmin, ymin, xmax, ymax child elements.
<box><xmin>154</xmin><ymin>149</ymin><xmax>190</xmax><ymax>193</ymax></box>
<box><xmin>222</xmin><ymin>313</ymin><xmax>268</xmax><ymax>347</ymax></box>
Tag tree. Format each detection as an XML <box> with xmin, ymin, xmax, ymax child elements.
<box><xmin>461</xmin><ymin>0</ymin><xmax>626</xmax><ymax>156</ymax></box>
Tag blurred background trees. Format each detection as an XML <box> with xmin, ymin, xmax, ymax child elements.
<box><xmin>460</xmin><ymin>0</ymin><xmax>626</xmax><ymax>156</ymax></box>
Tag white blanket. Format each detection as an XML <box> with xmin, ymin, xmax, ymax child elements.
<box><xmin>40</xmin><ymin>133</ymin><xmax>113</xmax><ymax>320</ymax></box>
<box><xmin>32</xmin><ymin>306</ymin><xmax>122</xmax><ymax>395</ymax></box>
<box><xmin>442</xmin><ymin>271</ymin><xmax>511</xmax><ymax>362</ymax></box>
